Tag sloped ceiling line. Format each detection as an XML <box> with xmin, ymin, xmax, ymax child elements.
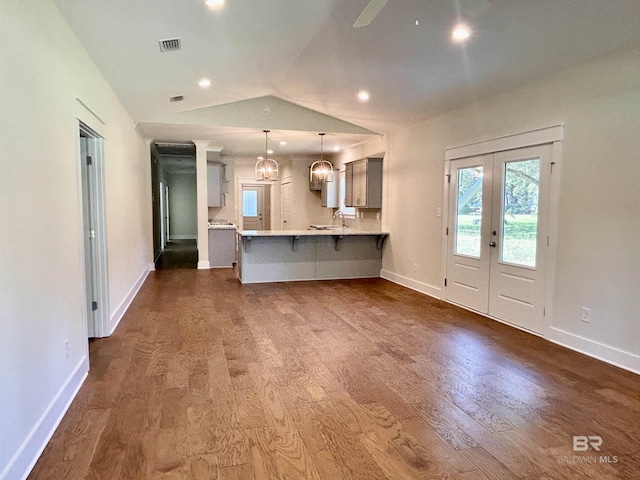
<box><xmin>163</xmin><ymin>95</ymin><xmax>379</xmax><ymax>135</ymax></box>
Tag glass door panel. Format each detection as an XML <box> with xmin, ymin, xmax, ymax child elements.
<box><xmin>242</xmin><ymin>190</ymin><xmax>258</xmax><ymax>217</ymax></box>
<box><xmin>455</xmin><ymin>166</ymin><xmax>484</xmax><ymax>258</ymax></box>
<box><xmin>500</xmin><ymin>158</ymin><xmax>540</xmax><ymax>267</ymax></box>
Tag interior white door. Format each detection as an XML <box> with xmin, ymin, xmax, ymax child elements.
<box><xmin>80</xmin><ymin>135</ymin><xmax>97</xmax><ymax>337</ymax></box>
<box><xmin>446</xmin><ymin>144</ymin><xmax>552</xmax><ymax>334</ymax></box>
<box><xmin>159</xmin><ymin>181</ymin><xmax>167</xmax><ymax>248</ymax></box>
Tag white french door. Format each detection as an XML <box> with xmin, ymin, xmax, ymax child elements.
<box><xmin>446</xmin><ymin>144</ymin><xmax>552</xmax><ymax>334</ymax></box>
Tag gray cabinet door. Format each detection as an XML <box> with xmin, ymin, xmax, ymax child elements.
<box><xmin>207</xmin><ymin>163</ymin><xmax>223</xmax><ymax>207</ymax></box>
<box><xmin>345</xmin><ymin>158</ymin><xmax>382</xmax><ymax>208</ymax></box>
<box><xmin>345</xmin><ymin>163</ymin><xmax>354</xmax><ymax>207</ymax></box>
<box><xmin>352</xmin><ymin>160</ymin><xmax>368</xmax><ymax>207</ymax></box>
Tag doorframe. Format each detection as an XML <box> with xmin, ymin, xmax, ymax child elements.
<box><xmin>77</xmin><ymin>120</ymin><xmax>110</xmax><ymax>338</ymax></box>
<box><xmin>442</xmin><ymin>124</ymin><xmax>563</xmax><ymax>338</ymax></box>
<box><xmin>237</xmin><ymin>177</ymin><xmax>276</xmax><ymax>230</ymax></box>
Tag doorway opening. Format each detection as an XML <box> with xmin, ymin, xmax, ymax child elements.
<box><xmin>151</xmin><ymin>142</ymin><xmax>198</xmax><ymax>269</ymax></box>
<box><xmin>79</xmin><ymin>123</ymin><xmax>109</xmax><ymax>337</ymax></box>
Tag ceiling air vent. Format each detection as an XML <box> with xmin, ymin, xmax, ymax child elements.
<box><xmin>159</xmin><ymin>37</ymin><xmax>181</xmax><ymax>52</ymax></box>
<box><xmin>169</xmin><ymin>95</ymin><xmax>184</xmax><ymax>102</ymax></box>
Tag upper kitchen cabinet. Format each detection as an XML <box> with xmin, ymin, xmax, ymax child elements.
<box><xmin>345</xmin><ymin>158</ymin><xmax>382</xmax><ymax>208</ymax></box>
<box><xmin>207</xmin><ymin>162</ymin><xmax>227</xmax><ymax>207</ymax></box>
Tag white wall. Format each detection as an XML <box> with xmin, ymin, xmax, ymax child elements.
<box><xmin>0</xmin><ymin>2</ymin><xmax>152</xmax><ymax>479</ymax></box>
<box><xmin>167</xmin><ymin>172</ymin><xmax>197</xmax><ymax>239</ymax></box>
<box><xmin>379</xmin><ymin>45</ymin><xmax>640</xmax><ymax>371</ymax></box>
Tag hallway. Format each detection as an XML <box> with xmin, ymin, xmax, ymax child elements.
<box><xmin>28</xmin><ymin>270</ymin><xmax>640</xmax><ymax>479</ymax></box>
<box><xmin>155</xmin><ymin>239</ymin><xmax>197</xmax><ymax>270</ymax></box>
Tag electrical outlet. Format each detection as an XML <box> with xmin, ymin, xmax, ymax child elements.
<box><xmin>437</xmin><ymin>207</ymin><xmax>442</xmax><ymax>217</ymax></box>
<box><xmin>581</xmin><ymin>307</ymin><xmax>591</xmax><ymax>324</ymax></box>
<box><xmin>64</xmin><ymin>339</ymin><xmax>70</xmax><ymax>359</ymax></box>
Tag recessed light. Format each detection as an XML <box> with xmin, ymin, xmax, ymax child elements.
<box><xmin>205</xmin><ymin>0</ymin><xmax>224</xmax><ymax>8</ymax></box>
<box><xmin>279</xmin><ymin>141</ymin><xmax>287</xmax><ymax>146</ymax></box>
<box><xmin>198</xmin><ymin>78</ymin><xmax>211</xmax><ymax>87</ymax></box>
<box><xmin>333</xmin><ymin>146</ymin><xmax>341</xmax><ymax>152</ymax></box>
<box><xmin>267</xmin><ymin>149</ymin><xmax>273</xmax><ymax>154</ymax></box>
<box><xmin>452</xmin><ymin>24</ymin><xmax>471</xmax><ymax>42</ymax></box>
<box><xmin>257</xmin><ymin>156</ymin><xmax>264</xmax><ymax>160</ymax></box>
<box><xmin>358</xmin><ymin>90</ymin><xmax>370</xmax><ymax>101</ymax></box>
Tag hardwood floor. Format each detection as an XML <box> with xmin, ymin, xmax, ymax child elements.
<box><xmin>155</xmin><ymin>240</ymin><xmax>198</xmax><ymax>270</ymax></box>
<box><xmin>28</xmin><ymin>269</ymin><xmax>640</xmax><ymax>479</ymax></box>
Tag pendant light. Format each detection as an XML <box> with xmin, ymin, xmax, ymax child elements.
<box><xmin>309</xmin><ymin>133</ymin><xmax>334</xmax><ymax>183</ymax></box>
<box><xmin>255</xmin><ymin>130</ymin><xmax>278</xmax><ymax>181</ymax></box>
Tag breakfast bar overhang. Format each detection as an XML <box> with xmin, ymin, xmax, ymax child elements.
<box><xmin>237</xmin><ymin>229</ymin><xmax>389</xmax><ymax>284</ymax></box>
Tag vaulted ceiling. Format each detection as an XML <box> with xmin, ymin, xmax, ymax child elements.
<box><xmin>55</xmin><ymin>0</ymin><xmax>640</xmax><ymax>157</ymax></box>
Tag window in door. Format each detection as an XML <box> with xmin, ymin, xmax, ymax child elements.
<box><xmin>500</xmin><ymin>158</ymin><xmax>540</xmax><ymax>267</ymax></box>
<box><xmin>242</xmin><ymin>190</ymin><xmax>258</xmax><ymax>217</ymax></box>
<box><xmin>455</xmin><ymin>166</ymin><xmax>483</xmax><ymax>258</ymax></box>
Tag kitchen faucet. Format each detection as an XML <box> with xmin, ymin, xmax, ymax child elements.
<box><xmin>333</xmin><ymin>210</ymin><xmax>348</xmax><ymax>228</ymax></box>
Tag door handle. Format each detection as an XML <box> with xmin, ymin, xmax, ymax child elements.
<box><xmin>489</xmin><ymin>241</ymin><xmax>496</xmax><ymax>247</ymax></box>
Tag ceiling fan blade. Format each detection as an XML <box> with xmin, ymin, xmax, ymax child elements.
<box><xmin>353</xmin><ymin>0</ymin><xmax>389</xmax><ymax>27</ymax></box>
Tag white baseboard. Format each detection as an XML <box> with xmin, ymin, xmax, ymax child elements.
<box><xmin>109</xmin><ymin>264</ymin><xmax>151</xmax><ymax>335</ymax></box>
<box><xmin>1</xmin><ymin>356</ymin><xmax>88</xmax><ymax>480</ymax></box>
<box><xmin>550</xmin><ymin>327</ymin><xmax>640</xmax><ymax>375</ymax></box>
<box><xmin>148</xmin><ymin>262</ymin><xmax>156</xmax><ymax>272</ymax></box>
<box><xmin>380</xmin><ymin>269</ymin><xmax>442</xmax><ymax>299</ymax></box>
<box><xmin>197</xmin><ymin>261</ymin><xmax>211</xmax><ymax>269</ymax></box>
<box><xmin>168</xmin><ymin>235</ymin><xmax>197</xmax><ymax>240</ymax></box>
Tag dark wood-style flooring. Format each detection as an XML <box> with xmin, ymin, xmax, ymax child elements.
<box><xmin>29</xmin><ymin>269</ymin><xmax>640</xmax><ymax>479</ymax></box>
<box><xmin>155</xmin><ymin>240</ymin><xmax>198</xmax><ymax>270</ymax></box>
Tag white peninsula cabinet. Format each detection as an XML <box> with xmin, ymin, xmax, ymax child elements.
<box><xmin>345</xmin><ymin>157</ymin><xmax>382</xmax><ymax>208</ymax></box>
<box><xmin>207</xmin><ymin>162</ymin><xmax>226</xmax><ymax>207</ymax></box>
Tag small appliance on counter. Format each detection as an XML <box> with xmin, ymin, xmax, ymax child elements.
<box><xmin>208</xmin><ymin>220</ymin><xmax>237</xmax><ymax>267</ymax></box>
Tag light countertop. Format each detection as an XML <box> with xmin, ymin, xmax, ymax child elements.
<box><xmin>208</xmin><ymin>224</ymin><xmax>237</xmax><ymax>230</ymax></box>
<box><xmin>238</xmin><ymin>229</ymin><xmax>388</xmax><ymax>237</ymax></box>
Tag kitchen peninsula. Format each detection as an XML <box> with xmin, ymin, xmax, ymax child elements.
<box><xmin>237</xmin><ymin>229</ymin><xmax>388</xmax><ymax>284</ymax></box>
